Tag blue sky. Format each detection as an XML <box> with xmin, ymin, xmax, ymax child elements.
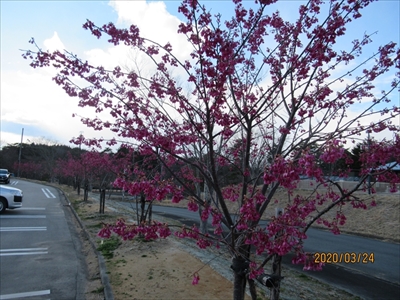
<box><xmin>1</xmin><ymin>0</ymin><xmax>399</xmax><ymax>149</ymax></box>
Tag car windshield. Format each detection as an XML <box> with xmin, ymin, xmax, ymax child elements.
<box><xmin>0</xmin><ymin>170</ymin><xmax>8</xmax><ymax>174</ymax></box>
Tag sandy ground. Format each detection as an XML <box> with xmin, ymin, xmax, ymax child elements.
<box><xmin>258</xmin><ymin>189</ymin><xmax>400</xmax><ymax>242</ymax></box>
<box><xmin>70</xmin><ymin>191</ymin><xmax>393</xmax><ymax>300</ymax></box>
<box><xmin>75</xmin><ymin>200</ymin><xmax>246</xmax><ymax>300</ymax></box>
<box><xmin>106</xmin><ymin>237</ymin><xmax>240</xmax><ymax>300</ymax></box>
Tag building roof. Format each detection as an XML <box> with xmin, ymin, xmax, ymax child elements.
<box><xmin>382</xmin><ymin>162</ymin><xmax>400</xmax><ymax>171</ymax></box>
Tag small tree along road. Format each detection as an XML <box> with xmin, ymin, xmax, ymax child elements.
<box><xmin>23</xmin><ymin>0</ymin><xmax>399</xmax><ymax>299</ymax></box>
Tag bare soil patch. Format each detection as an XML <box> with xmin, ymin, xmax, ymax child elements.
<box><xmin>261</xmin><ymin>189</ymin><xmax>400</xmax><ymax>242</ymax></box>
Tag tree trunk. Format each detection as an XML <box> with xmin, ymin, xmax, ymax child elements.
<box><xmin>135</xmin><ymin>194</ymin><xmax>140</xmax><ymax>224</ymax></box>
<box><xmin>233</xmin><ymin>269</ymin><xmax>247</xmax><ymax>300</ymax></box>
<box><xmin>99</xmin><ymin>189</ymin><xmax>105</xmax><ymax>214</ymax></box>
<box><xmin>270</xmin><ymin>254</ymin><xmax>282</xmax><ymax>300</ymax></box>
<box><xmin>231</xmin><ymin>256</ymin><xmax>248</xmax><ymax>300</ymax></box>
<box><xmin>83</xmin><ymin>179</ymin><xmax>89</xmax><ymax>201</ymax></box>
<box><xmin>270</xmin><ymin>209</ymin><xmax>283</xmax><ymax>300</ymax></box>
<box><xmin>102</xmin><ymin>189</ymin><xmax>105</xmax><ymax>213</ymax></box>
<box><xmin>139</xmin><ymin>193</ymin><xmax>146</xmax><ymax>223</ymax></box>
<box><xmin>77</xmin><ymin>181</ymin><xmax>81</xmax><ymax>195</ymax></box>
<box><xmin>198</xmin><ymin>206</ymin><xmax>208</xmax><ymax>233</ymax></box>
<box><xmin>148</xmin><ymin>202</ymin><xmax>152</xmax><ymax>223</ymax></box>
<box><xmin>248</xmin><ymin>278</ymin><xmax>257</xmax><ymax>300</ymax></box>
<box><xmin>199</xmin><ymin>181</ymin><xmax>211</xmax><ymax>234</ymax></box>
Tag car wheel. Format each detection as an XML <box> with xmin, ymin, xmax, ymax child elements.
<box><xmin>0</xmin><ymin>199</ymin><xmax>6</xmax><ymax>213</ymax></box>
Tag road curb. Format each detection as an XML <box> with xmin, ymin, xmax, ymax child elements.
<box><xmin>59</xmin><ymin>189</ymin><xmax>114</xmax><ymax>300</ymax></box>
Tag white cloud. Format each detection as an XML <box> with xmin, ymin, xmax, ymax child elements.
<box><xmin>110</xmin><ymin>1</ymin><xmax>178</xmax><ymax>44</ymax></box>
<box><xmin>109</xmin><ymin>0</ymin><xmax>192</xmax><ymax>62</ymax></box>
<box><xmin>2</xmin><ymin>1</ymin><xmax>193</xmax><ymax>148</ymax></box>
<box><xmin>1</xmin><ymin>68</ymin><xmax>117</xmax><ymax>146</ymax></box>
<box><xmin>84</xmin><ymin>44</ymin><xmax>135</xmax><ymax>71</ymax></box>
<box><xmin>81</xmin><ymin>1</ymin><xmax>194</xmax><ymax>89</ymax></box>
<box><xmin>43</xmin><ymin>31</ymin><xmax>65</xmax><ymax>52</ymax></box>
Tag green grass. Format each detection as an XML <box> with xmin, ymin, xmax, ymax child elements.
<box><xmin>91</xmin><ymin>286</ymin><xmax>104</xmax><ymax>294</ymax></box>
<box><xmin>83</xmin><ymin>214</ymin><xmax>113</xmax><ymax>220</ymax></box>
<box><xmin>115</xmin><ymin>259</ymin><xmax>127</xmax><ymax>264</ymax></box>
<box><xmin>86</xmin><ymin>222</ymin><xmax>104</xmax><ymax>229</ymax></box>
<box><xmin>297</xmin><ymin>273</ymin><xmax>311</xmax><ymax>281</ymax></box>
<box><xmin>97</xmin><ymin>236</ymin><xmax>121</xmax><ymax>259</ymax></box>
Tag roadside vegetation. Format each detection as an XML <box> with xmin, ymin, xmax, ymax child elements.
<box><xmin>57</xmin><ymin>181</ymin><xmax>364</xmax><ymax>300</ymax></box>
<box><xmin>28</xmin><ymin>180</ymin><xmax>395</xmax><ymax>299</ymax></box>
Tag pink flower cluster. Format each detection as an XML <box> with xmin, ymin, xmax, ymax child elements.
<box><xmin>210</xmin><ymin>211</ymin><xmax>224</xmax><ymax>235</ymax></box>
<box><xmin>292</xmin><ymin>252</ymin><xmax>324</xmax><ymax>271</ymax></box>
<box><xmin>248</xmin><ymin>261</ymin><xmax>264</xmax><ymax>280</ymax></box>
<box><xmin>174</xmin><ymin>225</ymin><xmax>214</xmax><ymax>250</ymax></box>
<box><xmin>113</xmin><ymin>176</ymin><xmax>183</xmax><ymax>203</ymax></box>
<box><xmin>320</xmin><ymin>140</ymin><xmax>345</xmax><ymax>164</ymax></box>
<box><xmin>187</xmin><ymin>200</ymin><xmax>199</xmax><ymax>212</ymax></box>
<box><xmin>98</xmin><ymin>219</ymin><xmax>171</xmax><ymax>241</ymax></box>
<box><xmin>192</xmin><ymin>272</ymin><xmax>200</xmax><ymax>285</ymax></box>
<box><xmin>239</xmin><ymin>199</ymin><xmax>260</xmax><ymax>224</ymax></box>
<box><xmin>222</xmin><ymin>185</ymin><xmax>241</xmax><ymax>202</ymax></box>
<box><xmin>263</xmin><ymin>156</ymin><xmax>299</xmax><ymax>190</ymax></box>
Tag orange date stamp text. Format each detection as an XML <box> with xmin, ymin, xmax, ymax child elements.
<box><xmin>314</xmin><ymin>252</ymin><xmax>375</xmax><ymax>264</ymax></box>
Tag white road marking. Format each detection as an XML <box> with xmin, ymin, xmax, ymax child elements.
<box><xmin>41</xmin><ymin>188</ymin><xmax>56</xmax><ymax>198</ymax></box>
<box><xmin>0</xmin><ymin>248</ymin><xmax>48</xmax><ymax>252</ymax></box>
<box><xmin>9</xmin><ymin>181</ymin><xmax>18</xmax><ymax>186</ymax></box>
<box><xmin>0</xmin><ymin>289</ymin><xmax>50</xmax><ymax>299</ymax></box>
<box><xmin>0</xmin><ymin>248</ymin><xmax>48</xmax><ymax>256</ymax></box>
<box><xmin>0</xmin><ymin>215</ymin><xmax>46</xmax><ymax>219</ymax></box>
<box><xmin>0</xmin><ymin>227</ymin><xmax>46</xmax><ymax>232</ymax></box>
<box><xmin>18</xmin><ymin>207</ymin><xmax>46</xmax><ymax>210</ymax></box>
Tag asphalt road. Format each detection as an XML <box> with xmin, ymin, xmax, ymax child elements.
<box><xmin>114</xmin><ymin>201</ymin><xmax>400</xmax><ymax>300</ymax></box>
<box><xmin>0</xmin><ymin>180</ymin><xmax>87</xmax><ymax>300</ymax></box>
<box><xmin>302</xmin><ymin>226</ymin><xmax>400</xmax><ymax>284</ymax></box>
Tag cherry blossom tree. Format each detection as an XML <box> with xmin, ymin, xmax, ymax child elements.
<box><xmin>23</xmin><ymin>0</ymin><xmax>399</xmax><ymax>299</ymax></box>
<box><xmin>14</xmin><ymin>161</ymin><xmax>43</xmax><ymax>180</ymax></box>
<box><xmin>56</xmin><ymin>150</ymin><xmax>115</xmax><ymax>200</ymax></box>
<box><xmin>56</xmin><ymin>152</ymin><xmax>87</xmax><ymax>194</ymax></box>
<box><xmin>114</xmin><ymin>147</ymin><xmax>164</xmax><ymax>223</ymax></box>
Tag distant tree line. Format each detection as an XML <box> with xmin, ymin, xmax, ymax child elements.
<box><xmin>1</xmin><ymin>140</ymin><xmax>394</xmax><ymax>187</ymax></box>
<box><xmin>0</xmin><ymin>142</ymin><xmax>80</xmax><ymax>182</ymax></box>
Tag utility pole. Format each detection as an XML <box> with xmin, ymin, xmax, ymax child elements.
<box><xmin>79</xmin><ymin>131</ymin><xmax>83</xmax><ymax>150</ymax></box>
<box><xmin>17</xmin><ymin>128</ymin><xmax>24</xmax><ymax>177</ymax></box>
<box><xmin>367</xmin><ymin>131</ymin><xmax>371</xmax><ymax>195</ymax></box>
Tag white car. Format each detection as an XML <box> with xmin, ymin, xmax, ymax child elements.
<box><xmin>0</xmin><ymin>185</ymin><xmax>23</xmax><ymax>213</ymax></box>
